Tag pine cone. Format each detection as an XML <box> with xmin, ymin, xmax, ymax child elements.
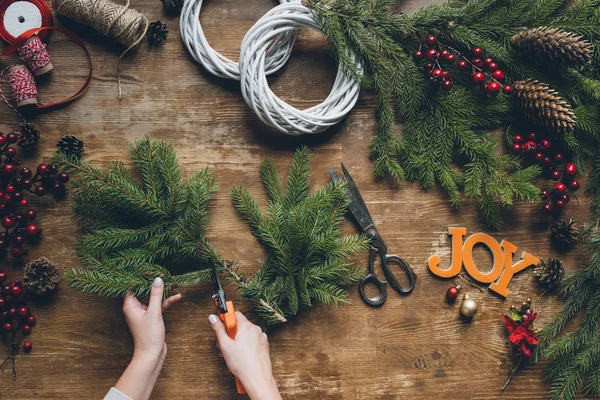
<box><xmin>513</xmin><ymin>79</ymin><xmax>576</xmax><ymax>134</ymax></box>
<box><xmin>148</xmin><ymin>21</ymin><xmax>168</xmax><ymax>45</ymax></box>
<box><xmin>512</xmin><ymin>27</ymin><xmax>593</xmax><ymax>66</ymax></box>
<box><xmin>22</xmin><ymin>257</ymin><xmax>60</xmax><ymax>295</ymax></box>
<box><xmin>161</xmin><ymin>0</ymin><xmax>182</xmax><ymax>14</ymax></box>
<box><xmin>17</xmin><ymin>123</ymin><xmax>40</xmax><ymax>152</ymax></box>
<box><xmin>534</xmin><ymin>257</ymin><xmax>565</xmax><ymax>288</ymax></box>
<box><xmin>551</xmin><ymin>217</ymin><xmax>579</xmax><ymax>247</ymax></box>
<box><xmin>56</xmin><ymin>135</ymin><xmax>84</xmax><ymax>159</ymax></box>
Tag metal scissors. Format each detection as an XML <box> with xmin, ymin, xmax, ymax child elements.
<box><xmin>330</xmin><ymin>163</ymin><xmax>416</xmax><ymax>307</ymax></box>
<box><xmin>211</xmin><ymin>269</ymin><xmax>246</xmax><ymax>394</ymax></box>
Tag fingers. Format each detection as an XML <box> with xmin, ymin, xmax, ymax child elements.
<box><xmin>235</xmin><ymin>311</ymin><xmax>249</xmax><ymax>326</ymax></box>
<box><xmin>148</xmin><ymin>277</ymin><xmax>165</xmax><ymax>315</ymax></box>
<box><xmin>162</xmin><ymin>293</ymin><xmax>182</xmax><ymax>311</ymax></box>
<box><xmin>123</xmin><ymin>292</ymin><xmax>140</xmax><ymax>313</ymax></box>
<box><xmin>209</xmin><ymin>314</ymin><xmax>233</xmax><ymax>345</ymax></box>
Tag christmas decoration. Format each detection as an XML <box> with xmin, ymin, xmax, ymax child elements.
<box><xmin>0</xmin><ymin>271</ymin><xmax>37</xmax><ymax>381</ymax></box>
<box><xmin>56</xmin><ymin>136</ymin><xmax>84</xmax><ymax>159</ymax></box>
<box><xmin>511</xmin><ymin>27</ymin><xmax>593</xmax><ymax>66</ymax></box>
<box><xmin>16</xmin><ymin>124</ymin><xmax>40</xmax><ymax>152</ymax></box>
<box><xmin>230</xmin><ymin>147</ymin><xmax>368</xmax><ymax>325</ymax></box>
<box><xmin>502</xmin><ymin>299</ymin><xmax>539</xmax><ymax>390</ymax></box>
<box><xmin>22</xmin><ymin>257</ymin><xmax>60</xmax><ymax>295</ymax></box>
<box><xmin>52</xmin><ymin>137</ymin><xmax>233</xmax><ymax>299</ymax></box>
<box><xmin>459</xmin><ymin>293</ymin><xmax>478</xmax><ymax>318</ymax></box>
<box><xmin>534</xmin><ymin>257</ymin><xmax>564</xmax><ymax>290</ymax></box>
<box><xmin>550</xmin><ymin>218</ymin><xmax>579</xmax><ymax>249</ymax></box>
<box><xmin>540</xmin><ymin>164</ymin><xmax>580</xmax><ymax>215</ymax></box>
<box><xmin>446</xmin><ymin>285</ymin><xmax>461</xmax><ymax>302</ymax></box>
<box><xmin>147</xmin><ymin>20</ymin><xmax>168</xmax><ymax>45</ymax></box>
<box><xmin>428</xmin><ymin>228</ymin><xmax>540</xmax><ymax>297</ymax></box>
<box><xmin>513</xmin><ymin>80</ymin><xmax>576</xmax><ymax>134</ymax></box>
<box><xmin>307</xmin><ymin>0</ymin><xmax>600</xmax><ymax>229</ymax></box>
<box><xmin>161</xmin><ymin>0</ymin><xmax>182</xmax><ymax>14</ymax></box>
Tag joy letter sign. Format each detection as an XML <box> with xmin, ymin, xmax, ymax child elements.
<box><xmin>428</xmin><ymin>228</ymin><xmax>540</xmax><ymax>297</ymax></box>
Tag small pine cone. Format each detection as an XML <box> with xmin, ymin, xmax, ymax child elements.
<box><xmin>512</xmin><ymin>27</ymin><xmax>593</xmax><ymax>66</ymax></box>
<box><xmin>56</xmin><ymin>135</ymin><xmax>84</xmax><ymax>159</ymax></box>
<box><xmin>148</xmin><ymin>21</ymin><xmax>168</xmax><ymax>45</ymax></box>
<box><xmin>22</xmin><ymin>257</ymin><xmax>60</xmax><ymax>295</ymax></box>
<box><xmin>513</xmin><ymin>79</ymin><xmax>576</xmax><ymax>134</ymax></box>
<box><xmin>534</xmin><ymin>257</ymin><xmax>565</xmax><ymax>288</ymax></box>
<box><xmin>161</xmin><ymin>0</ymin><xmax>182</xmax><ymax>13</ymax></box>
<box><xmin>17</xmin><ymin>123</ymin><xmax>40</xmax><ymax>152</ymax></box>
<box><xmin>551</xmin><ymin>217</ymin><xmax>579</xmax><ymax>247</ymax></box>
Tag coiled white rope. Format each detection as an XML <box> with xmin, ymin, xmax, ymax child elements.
<box><xmin>181</xmin><ymin>1</ymin><xmax>361</xmax><ymax>135</ymax></box>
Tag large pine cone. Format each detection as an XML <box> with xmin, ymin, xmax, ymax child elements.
<box><xmin>512</xmin><ymin>27</ymin><xmax>593</xmax><ymax>66</ymax></box>
<box><xmin>22</xmin><ymin>257</ymin><xmax>60</xmax><ymax>295</ymax></box>
<box><xmin>513</xmin><ymin>79</ymin><xmax>576</xmax><ymax>134</ymax></box>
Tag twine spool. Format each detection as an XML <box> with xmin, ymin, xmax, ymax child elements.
<box><xmin>7</xmin><ymin>64</ymin><xmax>37</xmax><ymax>107</ymax></box>
<box><xmin>52</xmin><ymin>0</ymin><xmax>149</xmax><ymax>98</ymax></box>
<box><xmin>18</xmin><ymin>35</ymin><xmax>53</xmax><ymax>76</ymax></box>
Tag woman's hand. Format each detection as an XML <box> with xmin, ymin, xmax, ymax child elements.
<box><xmin>114</xmin><ymin>277</ymin><xmax>181</xmax><ymax>400</ymax></box>
<box><xmin>209</xmin><ymin>311</ymin><xmax>282</xmax><ymax>400</ymax></box>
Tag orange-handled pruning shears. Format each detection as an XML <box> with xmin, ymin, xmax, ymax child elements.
<box><xmin>212</xmin><ymin>269</ymin><xmax>246</xmax><ymax>395</ymax></box>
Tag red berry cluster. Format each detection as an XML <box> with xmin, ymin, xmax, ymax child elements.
<box><xmin>413</xmin><ymin>36</ymin><xmax>513</xmax><ymax>95</ymax></box>
<box><xmin>510</xmin><ymin>131</ymin><xmax>565</xmax><ymax>168</ymax></box>
<box><xmin>0</xmin><ymin>272</ymin><xmax>35</xmax><ymax>379</ymax></box>
<box><xmin>540</xmin><ymin>163</ymin><xmax>580</xmax><ymax>214</ymax></box>
<box><xmin>0</xmin><ymin>131</ymin><xmax>70</xmax><ymax>258</ymax></box>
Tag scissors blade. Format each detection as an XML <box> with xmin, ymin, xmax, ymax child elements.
<box><xmin>334</xmin><ymin>163</ymin><xmax>376</xmax><ymax>233</ymax></box>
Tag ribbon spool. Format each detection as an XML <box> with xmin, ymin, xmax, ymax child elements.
<box><xmin>0</xmin><ymin>0</ymin><xmax>52</xmax><ymax>43</ymax></box>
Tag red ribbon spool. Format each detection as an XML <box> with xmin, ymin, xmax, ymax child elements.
<box><xmin>0</xmin><ymin>0</ymin><xmax>53</xmax><ymax>44</ymax></box>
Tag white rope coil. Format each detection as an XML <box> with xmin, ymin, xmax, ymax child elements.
<box><xmin>180</xmin><ymin>0</ymin><xmax>297</xmax><ymax>79</ymax></box>
<box><xmin>181</xmin><ymin>1</ymin><xmax>361</xmax><ymax>135</ymax></box>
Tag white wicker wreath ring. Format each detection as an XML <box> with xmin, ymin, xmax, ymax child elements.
<box><xmin>181</xmin><ymin>1</ymin><xmax>361</xmax><ymax>135</ymax></box>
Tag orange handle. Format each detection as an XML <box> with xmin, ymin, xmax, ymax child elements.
<box><xmin>214</xmin><ymin>299</ymin><xmax>246</xmax><ymax>395</ymax></box>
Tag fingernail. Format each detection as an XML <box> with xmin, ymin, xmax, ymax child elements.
<box><xmin>154</xmin><ymin>277</ymin><xmax>163</xmax><ymax>288</ymax></box>
<box><xmin>208</xmin><ymin>314</ymin><xmax>219</xmax><ymax>326</ymax></box>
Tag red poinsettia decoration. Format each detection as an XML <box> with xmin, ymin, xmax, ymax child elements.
<box><xmin>502</xmin><ymin>313</ymin><xmax>539</xmax><ymax>358</ymax></box>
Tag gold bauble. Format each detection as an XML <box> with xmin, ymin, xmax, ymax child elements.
<box><xmin>460</xmin><ymin>294</ymin><xmax>479</xmax><ymax>318</ymax></box>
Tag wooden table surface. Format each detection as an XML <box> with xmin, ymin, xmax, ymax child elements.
<box><xmin>0</xmin><ymin>0</ymin><xmax>592</xmax><ymax>398</ymax></box>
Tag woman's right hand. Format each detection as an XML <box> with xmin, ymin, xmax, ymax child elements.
<box><xmin>209</xmin><ymin>312</ymin><xmax>281</xmax><ymax>400</ymax></box>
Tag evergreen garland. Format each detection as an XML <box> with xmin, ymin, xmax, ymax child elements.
<box><xmin>230</xmin><ymin>147</ymin><xmax>369</xmax><ymax>325</ymax></box>
<box><xmin>52</xmin><ymin>137</ymin><xmax>233</xmax><ymax>299</ymax></box>
<box><xmin>533</xmin><ymin>218</ymin><xmax>600</xmax><ymax>400</ymax></box>
<box><xmin>307</xmin><ymin>0</ymin><xmax>600</xmax><ymax>228</ymax></box>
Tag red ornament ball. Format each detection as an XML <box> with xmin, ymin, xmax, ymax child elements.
<box><xmin>446</xmin><ymin>286</ymin><xmax>460</xmax><ymax>302</ymax></box>
<box><xmin>413</xmin><ymin>50</ymin><xmax>424</xmax><ymax>60</ymax></box>
<box><xmin>472</xmin><ymin>47</ymin><xmax>483</xmax><ymax>57</ymax></box>
<box><xmin>503</xmin><ymin>85</ymin><xmax>514</xmax><ymax>94</ymax></box>
<box><xmin>569</xmin><ymin>179</ymin><xmax>580</xmax><ymax>191</ymax></box>
<box><xmin>458</xmin><ymin>60</ymin><xmax>468</xmax><ymax>69</ymax></box>
<box><xmin>472</xmin><ymin>72</ymin><xmax>485</xmax><ymax>84</ymax></box>
<box><xmin>565</xmin><ymin>163</ymin><xmax>577</xmax><ymax>176</ymax></box>
<box><xmin>486</xmin><ymin>81</ymin><xmax>502</xmax><ymax>94</ymax></box>
<box><xmin>426</xmin><ymin>35</ymin><xmax>437</xmax><ymax>47</ymax></box>
<box><xmin>22</xmin><ymin>341</ymin><xmax>32</xmax><ymax>351</ymax></box>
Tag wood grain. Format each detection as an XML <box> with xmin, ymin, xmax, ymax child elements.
<box><xmin>0</xmin><ymin>0</ymin><xmax>591</xmax><ymax>398</ymax></box>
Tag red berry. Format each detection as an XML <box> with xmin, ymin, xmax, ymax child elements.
<box><xmin>11</xmin><ymin>284</ymin><xmax>22</xmax><ymax>296</ymax></box>
<box><xmin>441</xmin><ymin>70</ymin><xmax>451</xmax><ymax>79</ymax></box>
<box><xmin>10</xmin><ymin>247</ymin><xmax>26</xmax><ymax>258</ymax></box>
<box><xmin>413</xmin><ymin>50</ymin><xmax>424</xmax><ymax>60</ymax></box>
<box><xmin>556</xmin><ymin>199</ymin><xmax>566</xmax><ymax>208</ymax></box>
<box><xmin>523</xmin><ymin>141</ymin><xmax>537</xmax><ymax>153</ymax></box>
<box><xmin>442</xmin><ymin>80</ymin><xmax>453</xmax><ymax>90</ymax></box>
<box><xmin>512</xmin><ymin>135</ymin><xmax>523</xmax><ymax>144</ymax></box>
<box><xmin>472</xmin><ymin>72</ymin><xmax>485</xmax><ymax>83</ymax></box>
<box><xmin>2</xmin><ymin>163</ymin><xmax>16</xmax><ymax>175</ymax></box>
<box><xmin>0</xmin><ymin>135</ymin><xmax>6</xmax><ymax>146</ymax></box>
<box><xmin>27</xmin><ymin>315</ymin><xmax>35</xmax><ymax>325</ymax></box>
<box><xmin>569</xmin><ymin>179</ymin><xmax>580</xmax><ymax>191</ymax></box>
<box><xmin>5</xmin><ymin>148</ymin><xmax>16</xmax><ymax>159</ymax></box>
<box><xmin>0</xmin><ymin>272</ymin><xmax>6</xmax><ymax>282</ymax></box>
<box><xmin>22</xmin><ymin>324</ymin><xmax>31</xmax><ymax>334</ymax></box>
<box><xmin>2</xmin><ymin>285</ymin><xmax>10</xmax><ymax>295</ymax></box>
<box><xmin>35</xmin><ymin>186</ymin><xmax>47</xmax><ymax>197</ymax></box>
<box><xmin>0</xmin><ymin>297</ymin><xmax>4</xmax><ymax>308</ymax></box>
<box><xmin>446</xmin><ymin>286</ymin><xmax>460</xmax><ymax>302</ymax></box>
<box><xmin>20</xmin><ymin>167</ymin><xmax>32</xmax><ymax>178</ymax></box>
<box><xmin>37</xmin><ymin>164</ymin><xmax>49</xmax><ymax>176</ymax></box>
<box><xmin>503</xmin><ymin>85</ymin><xmax>514</xmax><ymax>94</ymax></box>
<box><xmin>423</xmin><ymin>62</ymin><xmax>433</xmax><ymax>71</ymax></box>
<box><xmin>472</xmin><ymin>47</ymin><xmax>483</xmax><ymax>57</ymax></box>
<box><xmin>487</xmin><ymin>62</ymin><xmax>498</xmax><ymax>71</ymax></box>
<box><xmin>21</xmin><ymin>178</ymin><xmax>32</xmax><ymax>189</ymax></box>
<box><xmin>25</xmin><ymin>223</ymin><xmax>41</xmax><ymax>236</ymax></box>
<box><xmin>49</xmin><ymin>165</ymin><xmax>59</xmax><ymax>175</ymax></box>
<box><xmin>1</xmin><ymin>216</ymin><xmax>15</xmax><ymax>229</ymax></box>
<box><xmin>2</xmin><ymin>322</ymin><xmax>13</xmax><ymax>332</ymax></box>
<box><xmin>562</xmin><ymin>194</ymin><xmax>570</xmax><ymax>204</ymax></box>
<box><xmin>12</xmin><ymin>235</ymin><xmax>24</xmax><ymax>246</ymax></box>
<box><xmin>440</xmin><ymin>49</ymin><xmax>450</xmax><ymax>58</ymax></box>
<box><xmin>486</xmin><ymin>81</ymin><xmax>502</xmax><ymax>94</ymax></box>
<box><xmin>491</xmin><ymin>69</ymin><xmax>504</xmax><ymax>80</ymax></box>
<box><xmin>472</xmin><ymin>57</ymin><xmax>484</xmax><ymax>68</ymax></box>
<box><xmin>543</xmin><ymin>203</ymin><xmax>554</xmax><ymax>213</ymax></box>
<box><xmin>426</xmin><ymin>48</ymin><xmax>439</xmax><ymax>60</ymax></box>
<box><xmin>555</xmin><ymin>183</ymin><xmax>567</xmax><ymax>192</ymax></box>
<box><xmin>535</xmin><ymin>152</ymin><xmax>544</xmax><ymax>161</ymax></box>
<box><xmin>551</xmin><ymin>170</ymin><xmax>562</xmax><ymax>180</ymax></box>
<box><xmin>22</xmin><ymin>341</ymin><xmax>32</xmax><ymax>351</ymax></box>
<box><xmin>432</xmin><ymin>68</ymin><xmax>443</xmax><ymax>78</ymax></box>
<box><xmin>25</xmin><ymin>209</ymin><xmax>36</xmax><ymax>220</ymax></box>
<box><xmin>9</xmin><ymin>307</ymin><xmax>16</xmax><ymax>315</ymax></box>
<box><xmin>444</xmin><ymin>53</ymin><xmax>456</xmax><ymax>64</ymax></box>
<box><xmin>565</xmin><ymin>163</ymin><xmax>577</xmax><ymax>176</ymax></box>
<box><xmin>483</xmin><ymin>57</ymin><xmax>493</xmax><ymax>65</ymax></box>
<box><xmin>554</xmin><ymin>153</ymin><xmax>564</xmax><ymax>162</ymax></box>
<box><xmin>458</xmin><ymin>59</ymin><xmax>468</xmax><ymax>69</ymax></box>
<box><xmin>511</xmin><ymin>143</ymin><xmax>522</xmax><ymax>154</ymax></box>
<box><xmin>543</xmin><ymin>156</ymin><xmax>552</xmax><ymax>165</ymax></box>
<box><xmin>20</xmin><ymin>199</ymin><xmax>28</xmax><ymax>207</ymax></box>
<box><xmin>539</xmin><ymin>139</ymin><xmax>551</xmax><ymax>150</ymax></box>
<box><xmin>17</xmin><ymin>306</ymin><xmax>29</xmax><ymax>317</ymax></box>
<box><xmin>528</xmin><ymin>132</ymin><xmax>536</xmax><ymax>141</ymax></box>
<box><xmin>426</xmin><ymin>35</ymin><xmax>437</xmax><ymax>47</ymax></box>
<box><xmin>6</xmin><ymin>133</ymin><xmax>17</xmax><ymax>143</ymax></box>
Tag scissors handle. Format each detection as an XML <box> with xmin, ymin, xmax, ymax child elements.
<box><xmin>359</xmin><ymin>247</ymin><xmax>387</xmax><ymax>307</ymax></box>
<box><xmin>382</xmin><ymin>254</ymin><xmax>416</xmax><ymax>295</ymax></box>
<box><xmin>213</xmin><ymin>299</ymin><xmax>246</xmax><ymax>394</ymax></box>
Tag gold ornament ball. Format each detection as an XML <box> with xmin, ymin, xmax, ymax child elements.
<box><xmin>460</xmin><ymin>295</ymin><xmax>479</xmax><ymax>318</ymax></box>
